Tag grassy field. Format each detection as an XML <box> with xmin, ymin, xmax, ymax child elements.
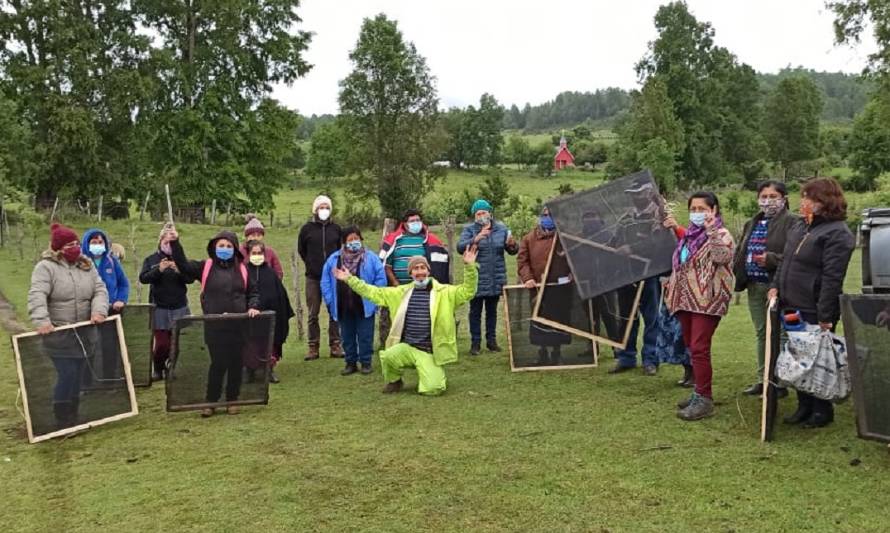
<box><xmin>1</xmin><ymin>175</ymin><xmax>889</xmax><ymax>532</ymax></box>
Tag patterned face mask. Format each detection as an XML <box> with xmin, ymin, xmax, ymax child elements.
<box><xmin>758</xmin><ymin>197</ymin><xmax>785</xmax><ymax>217</ymax></box>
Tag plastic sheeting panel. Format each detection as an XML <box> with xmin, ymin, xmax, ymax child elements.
<box><xmin>545</xmin><ymin>169</ymin><xmax>677</xmax><ymax>300</ymax></box>
<box><xmin>503</xmin><ymin>285</ymin><xmax>598</xmax><ymax>371</ymax></box>
<box><xmin>120</xmin><ymin>304</ymin><xmax>155</xmax><ymax>387</ymax></box>
<box><xmin>530</xmin><ymin>236</ymin><xmax>642</xmax><ymax>350</ymax></box>
<box><xmin>840</xmin><ymin>294</ymin><xmax>890</xmax><ymax>443</ymax></box>
<box><xmin>11</xmin><ymin>316</ymin><xmax>138</xmax><ymax>443</ymax></box>
<box><xmin>167</xmin><ymin>312</ymin><xmax>275</xmax><ymax>412</ymax></box>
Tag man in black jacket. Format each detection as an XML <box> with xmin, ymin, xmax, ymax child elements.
<box><xmin>297</xmin><ymin>195</ymin><xmax>344</xmax><ymax>360</ymax></box>
<box><xmin>139</xmin><ymin>223</ymin><xmax>196</xmax><ymax>380</ymax></box>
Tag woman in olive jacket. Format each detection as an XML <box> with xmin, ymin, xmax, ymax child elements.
<box><xmin>770</xmin><ymin>177</ymin><xmax>855</xmax><ymax>429</ymax></box>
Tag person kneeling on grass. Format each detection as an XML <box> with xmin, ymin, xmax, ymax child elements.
<box><xmin>331</xmin><ymin>246</ymin><xmax>479</xmax><ymax>395</ymax></box>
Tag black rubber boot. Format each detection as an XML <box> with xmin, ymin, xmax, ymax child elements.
<box><xmin>784</xmin><ymin>390</ymin><xmax>814</xmax><ymax>424</ymax></box>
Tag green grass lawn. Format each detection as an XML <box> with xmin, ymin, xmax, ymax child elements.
<box><xmin>1</xmin><ymin>183</ymin><xmax>889</xmax><ymax>532</ymax></box>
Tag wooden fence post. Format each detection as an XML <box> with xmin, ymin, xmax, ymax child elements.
<box><xmin>140</xmin><ymin>191</ymin><xmax>151</xmax><ymax>221</ymax></box>
<box><xmin>129</xmin><ymin>223</ymin><xmax>142</xmax><ymax>303</ymax></box>
<box><xmin>445</xmin><ymin>215</ymin><xmax>456</xmax><ymax>282</ymax></box>
<box><xmin>376</xmin><ymin>217</ymin><xmax>398</xmax><ymax>345</ymax></box>
<box><xmin>210</xmin><ymin>199</ymin><xmax>217</xmax><ymax>225</ymax></box>
<box><xmin>290</xmin><ymin>247</ymin><xmax>305</xmax><ymax>340</ymax></box>
<box><xmin>97</xmin><ymin>195</ymin><xmax>104</xmax><ymax>222</ymax></box>
<box><xmin>50</xmin><ymin>196</ymin><xmax>59</xmax><ymax>222</ymax></box>
<box><xmin>226</xmin><ymin>203</ymin><xmax>231</xmax><ymax>225</ymax></box>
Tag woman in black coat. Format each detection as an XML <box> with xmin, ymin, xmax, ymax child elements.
<box><xmin>769</xmin><ymin>177</ymin><xmax>855</xmax><ymax>429</ymax></box>
<box><xmin>244</xmin><ymin>240</ymin><xmax>294</xmax><ymax>384</ymax></box>
<box><xmin>169</xmin><ymin>229</ymin><xmax>260</xmax><ymax>417</ymax></box>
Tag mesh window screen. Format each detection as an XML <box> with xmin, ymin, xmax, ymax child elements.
<box><xmin>504</xmin><ymin>285</ymin><xmax>597</xmax><ymax>371</ymax></box>
<box><xmin>545</xmin><ymin>170</ymin><xmax>677</xmax><ymax>300</ymax></box>
<box><xmin>840</xmin><ymin>295</ymin><xmax>890</xmax><ymax>443</ymax></box>
<box><xmin>12</xmin><ymin>316</ymin><xmax>138</xmax><ymax>443</ymax></box>
<box><xmin>531</xmin><ymin>236</ymin><xmax>642</xmax><ymax>350</ymax></box>
<box><xmin>120</xmin><ymin>304</ymin><xmax>155</xmax><ymax>387</ymax></box>
<box><xmin>167</xmin><ymin>312</ymin><xmax>275</xmax><ymax>412</ymax></box>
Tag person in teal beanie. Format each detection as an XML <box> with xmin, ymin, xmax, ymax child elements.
<box><xmin>457</xmin><ymin>199</ymin><xmax>518</xmax><ymax>355</ymax></box>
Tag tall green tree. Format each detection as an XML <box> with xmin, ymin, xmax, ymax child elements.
<box><xmin>443</xmin><ymin>93</ymin><xmax>505</xmax><ymax>168</ymax></box>
<box><xmin>0</xmin><ymin>1</ymin><xmax>156</xmax><ymax>203</ymax></box>
<box><xmin>338</xmin><ymin>14</ymin><xmax>443</xmax><ymax>218</ymax></box>
<box><xmin>847</xmin><ymin>95</ymin><xmax>890</xmax><ymax>190</ymax></box>
<box><xmin>136</xmin><ymin>0</ymin><xmax>311</xmax><ymax>209</ymax></box>
<box><xmin>764</xmin><ymin>76</ymin><xmax>823</xmax><ymax>173</ymax></box>
<box><xmin>306</xmin><ymin>119</ymin><xmax>350</xmax><ymax>179</ymax></box>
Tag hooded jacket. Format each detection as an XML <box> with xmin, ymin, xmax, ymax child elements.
<box><xmin>170</xmin><ymin>231</ymin><xmax>259</xmax><ymax>315</ymax></box>
<box><xmin>28</xmin><ymin>249</ymin><xmax>109</xmax><ymax>328</ymax></box>
<box><xmin>321</xmin><ymin>248</ymin><xmax>388</xmax><ymax>321</ymax></box>
<box><xmin>457</xmin><ymin>219</ymin><xmax>518</xmax><ymax>297</ymax></box>
<box><xmin>81</xmin><ymin>228</ymin><xmax>130</xmax><ymax>306</ymax></box>
<box><xmin>298</xmin><ymin>217</ymin><xmax>342</xmax><ymax>279</ymax></box>
<box><xmin>379</xmin><ymin>223</ymin><xmax>451</xmax><ymax>284</ymax></box>
<box><xmin>346</xmin><ymin>262</ymin><xmax>479</xmax><ymax>366</ymax></box>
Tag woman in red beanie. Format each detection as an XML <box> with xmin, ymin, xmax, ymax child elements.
<box><xmin>27</xmin><ymin>223</ymin><xmax>109</xmax><ymax>429</ymax></box>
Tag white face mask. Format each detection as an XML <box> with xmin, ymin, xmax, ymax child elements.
<box><xmin>317</xmin><ymin>208</ymin><xmax>331</xmax><ymax>221</ymax></box>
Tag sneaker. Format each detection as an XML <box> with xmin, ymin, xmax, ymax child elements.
<box><xmin>226</xmin><ymin>405</ymin><xmax>240</xmax><ymax>415</ymax></box>
<box><xmin>382</xmin><ymin>379</ymin><xmax>403</xmax><ymax>394</ymax></box>
<box><xmin>360</xmin><ymin>364</ymin><xmax>373</xmax><ymax>375</ymax></box>
<box><xmin>678</xmin><ymin>395</ymin><xmax>715</xmax><ymax>421</ymax></box>
<box><xmin>743</xmin><ymin>382</ymin><xmax>763</xmax><ymax>396</ymax></box>
<box><xmin>269</xmin><ymin>369</ymin><xmax>280</xmax><ymax>384</ymax></box>
<box><xmin>200</xmin><ymin>408</ymin><xmax>214</xmax><ymax>418</ymax></box>
<box><xmin>677</xmin><ymin>392</ymin><xmax>697</xmax><ymax>410</ymax></box>
<box><xmin>341</xmin><ymin>363</ymin><xmax>358</xmax><ymax>376</ymax></box>
<box><xmin>643</xmin><ymin>365</ymin><xmax>658</xmax><ymax>376</ymax></box>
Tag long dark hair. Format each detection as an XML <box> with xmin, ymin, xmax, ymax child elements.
<box><xmin>757</xmin><ymin>180</ymin><xmax>788</xmax><ymax>197</ymax></box>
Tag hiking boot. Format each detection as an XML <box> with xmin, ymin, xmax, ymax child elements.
<box><xmin>304</xmin><ymin>344</ymin><xmax>320</xmax><ymax>361</ymax></box>
<box><xmin>608</xmin><ymin>364</ymin><xmax>635</xmax><ymax>374</ymax></box>
<box><xmin>678</xmin><ymin>395</ymin><xmax>714</xmax><ymax>421</ymax></box>
<box><xmin>676</xmin><ymin>365</ymin><xmax>694</xmax><ymax>388</ymax></box>
<box><xmin>226</xmin><ymin>405</ymin><xmax>239</xmax><ymax>415</ymax></box>
<box><xmin>360</xmin><ymin>364</ymin><xmax>373</xmax><ymax>375</ymax></box>
<box><xmin>470</xmin><ymin>344</ymin><xmax>481</xmax><ymax>356</ymax></box>
<box><xmin>743</xmin><ymin>382</ymin><xmax>763</xmax><ymax>396</ymax></box>
<box><xmin>486</xmin><ymin>341</ymin><xmax>502</xmax><ymax>353</ymax></box>
<box><xmin>677</xmin><ymin>392</ymin><xmax>697</xmax><ymax>410</ymax></box>
<box><xmin>200</xmin><ymin>408</ymin><xmax>215</xmax><ymax>418</ymax></box>
<box><xmin>643</xmin><ymin>364</ymin><xmax>658</xmax><ymax>376</ymax></box>
<box><xmin>330</xmin><ymin>343</ymin><xmax>345</xmax><ymax>358</ymax></box>
<box><xmin>269</xmin><ymin>369</ymin><xmax>280</xmax><ymax>384</ymax></box>
<box><xmin>341</xmin><ymin>362</ymin><xmax>358</xmax><ymax>376</ymax></box>
<box><xmin>783</xmin><ymin>392</ymin><xmax>813</xmax><ymax>425</ymax></box>
<box><xmin>383</xmin><ymin>379</ymin><xmax>403</xmax><ymax>393</ymax></box>
<box><xmin>802</xmin><ymin>407</ymin><xmax>834</xmax><ymax>429</ymax></box>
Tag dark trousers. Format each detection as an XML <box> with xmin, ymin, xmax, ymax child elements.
<box><xmin>616</xmin><ymin>276</ymin><xmax>662</xmax><ymax>368</ymax></box>
<box><xmin>52</xmin><ymin>357</ymin><xmax>84</xmax><ymax>403</ymax></box>
<box><xmin>306</xmin><ymin>276</ymin><xmax>341</xmax><ymax>348</ymax></box>
<box><xmin>469</xmin><ymin>295</ymin><xmax>500</xmax><ymax>345</ymax></box>
<box><xmin>153</xmin><ymin>329</ymin><xmax>172</xmax><ymax>363</ymax></box>
<box><xmin>677</xmin><ymin>311</ymin><xmax>721</xmax><ymax>399</ymax></box>
<box><xmin>206</xmin><ymin>339</ymin><xmax>242</xmax><ymax>402</ymax></box>
<box><xmin>339</xmin><ymin>312</ymin><xmax>375</xmax><ymax>365</ymax></box>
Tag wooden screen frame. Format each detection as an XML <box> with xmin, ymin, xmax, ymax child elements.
<box><xmin>166</xmin><ymin>311</ymin><xmax>276</xmax><ymax>412</ymax></box>
<box><xmin>120</xmin><ymin>303</ymin><xmax>155</xmax><ymax>388</ymax></box>
<box><xmin>502</xmin><ymin>284</ymin><xmax>598</xmax><ymax>372</ymax></box>
<box><xmin>12</xmin><ymin>315</ymin><xmax>138</xmax><ymax>444</ymax></box>
<box><xmin>530</xmin><ymin>236</ymin><xmax>643</xmax><ymax>350</ymax></box>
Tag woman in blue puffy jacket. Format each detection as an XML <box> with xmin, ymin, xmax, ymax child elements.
<box><xmin>322</xmin><ymin>226</ymin><xmax>387</xmax><ymax>376</ymax></box>
<box><xmin>81</xmin><ymin>228</ymin><xmax>130</xmax><ymax>313</ymax></box>
<box><xmin>457</xmin><ymin>199</ymin><xmax>519</xmax><ymax>355</ymax></box>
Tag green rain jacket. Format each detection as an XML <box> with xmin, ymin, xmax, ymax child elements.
<box><xmin>346</xmin><ymin>262</ymin><xmax>478</xmax><ymax>366</ymax></box>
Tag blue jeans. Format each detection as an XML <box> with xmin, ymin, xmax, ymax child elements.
<box><xmin>616</xmin><ymin>276</ymin><xmax>662</xmax><ymax>368</ymax></box>
<box><xmin>339</xmin><ymin>312</ymin><xmax>375</xmax><ymax>365</ymax></box>
<box><xmin>469</xmin><ymin>295</ymin><xmax>500</xmax><ymax>346</ymax></box>
<box><xmin>52</xmin><ymin>357</ymin><xmax>84</xmax><ymax>403</ymax></box>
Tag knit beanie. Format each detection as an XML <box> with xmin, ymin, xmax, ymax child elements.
<box><xmin>312</xmin><ymin>195</ymin><xmax>333</xmax><ymax>214</ymax></box>
<box><xmin>407</xmin><ymin>256</ymin><xmax>430</xmax><ymax>273</ymax></box>
<box><xmin>470</xmin><ymin>198</ymin><xmax>493</xmax><ymax>216</ymax></box>
<box><xmin>244</xmin><ymin>215</ymin><xmax>265</xmax><ymax>236</ymax></box>
<box><xmin>50</xmin><ymin>223</ymin><xmax>78</xmax><ymax>251</ymax></box>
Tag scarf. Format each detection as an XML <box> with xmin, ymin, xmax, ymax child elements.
<box><xmin>340</xmin><ymin>247</ymin><xmax>364</xmax><ymax>275</ymax></box>
<box><xmin>672</xmin><ymin>215</ymin><xmax>724</xmax><ymax>270</ymax></box>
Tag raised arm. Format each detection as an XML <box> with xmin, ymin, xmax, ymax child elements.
<box><xmin>453</xmin><ymin>246</ymin><xmax>479</xmax><ymax>306</ymax></box>
<box><xmin>169</xmin><ymin>238</ymin><xmax>204</xmax><ymax>279</ymax></box>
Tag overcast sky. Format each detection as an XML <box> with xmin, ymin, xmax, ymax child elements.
<box><xmin>272</xmin><ymin>0</ymin><xmax>877</xmax><ymax>116</ymax></box>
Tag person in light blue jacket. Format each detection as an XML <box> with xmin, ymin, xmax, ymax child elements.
<box><xmin>322</xmin><ymin>226</ymin><xmax>387</xmax><ymax>375</ymax></box>
<box><xmin>81</xmin><ymin>228</ymin><xmax>130</xmax><ymax>313</ymax></box>
<box><xmin>457</xmin><ymin>199</ymin><xmax>519</xmax><ymax>355</ymax></box>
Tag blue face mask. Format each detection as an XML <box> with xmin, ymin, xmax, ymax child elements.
<box><xmin>689</xmin><ymin>212</ymin><xmax>708</xmax><ymax>227</ymax></box>
<box><xmin>540</xmin><ymin>216</ymin><xmax>555</xmax><ymax>231</ymax></box>
<box><xmin>413</xmin><ymin>277</ymin><xmax>430</xmax><ymax>289</ymax></box>
<box><xmin>345</xmin><ymin>241</ymin><xmax>362</xmax><ymax>252</ymax></box>
<box><xmin>89</xmin><ymin>244</ymin><xmax>106</xmax><ymax>256</ymax></box>
<box><xmin>407</xmin><ymin>221</ymin><xmax>423</xmax><ymax>234</ymax></box>
<box><xmin>215</xmin><ymin>247</ymin><xmax>234</xmax><ymax>261</ymax></box>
